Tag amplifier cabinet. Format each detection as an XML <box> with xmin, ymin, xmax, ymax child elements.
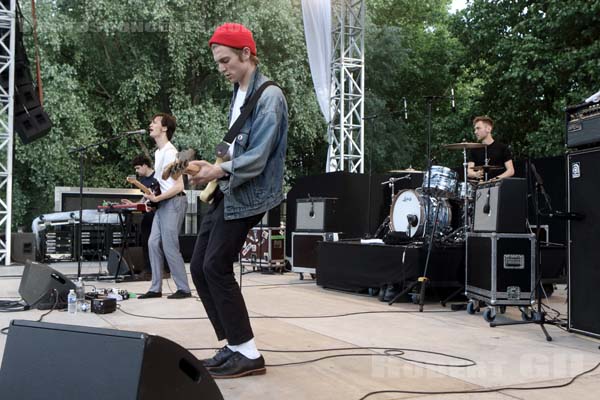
<box><xmin>296</xmin><ymin>198</ymin><xmax>338</xmax><ymax>231</ymax></box>
<box><xmin>566</xmin><ymin>102</ymin><xmax>600</xmax><ymax>148</ymax></box>
<box><xmin>466</xmin><ymin>232</ymin><xmax>536</xmax><ymax>306</ymax></box>
<box><xmin>473</xmin><ymin>178</ymin><xmax>527</xmax><ymax>233</ymax></box>
<box><xmin>568</xmin><ymin>147</ymin><xmax>600</xmax><ymax>338</ymax></box>
<box><xmin>291</xmin><ymin>232</ymin><xmax>338</xmax><ymax>275</ymax></box>
<box><xmin>240</xmin><ymin>228</ymin><xmax>285</xmax><ymax>268</ymax></box>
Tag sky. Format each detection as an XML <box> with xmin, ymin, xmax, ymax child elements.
<box><xmin>450</xmin><ymin>0</ymin><xmax>467</xmax><ymax>13</ymax></box>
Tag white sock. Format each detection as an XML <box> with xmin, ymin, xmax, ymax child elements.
<box><xmin>227</xmin><ymin>338</ymin><xmax>260</xmax><ymax>360</ymax></box>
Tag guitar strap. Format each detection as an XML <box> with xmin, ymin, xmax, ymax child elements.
<box><xmin>215</xmin><ymin>81</ymin><xmax>279</xmax><ymax>159</ymax></box>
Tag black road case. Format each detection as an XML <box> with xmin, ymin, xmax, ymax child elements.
<box><xmin>466</xmin><ymin>232</ymin><xmax>536</xmax><ymax>315</ymax></box>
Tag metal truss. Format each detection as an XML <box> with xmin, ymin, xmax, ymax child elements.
<box><xmin>327</xmin><ymin>0</ymin><xmax>365</xmax><ymax>173</ymax></box>
<box><xmin>0</xmin><ymin>0</ymin><xmax>15</xmax><ymax>265</ymax></box>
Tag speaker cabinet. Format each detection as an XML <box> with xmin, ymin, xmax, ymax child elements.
<box><xmin>107</xmin><ymin>246</ymin><xmax>146</xmax><ymax>276</ymax></box>
<box><xmin>568</xmin><ymin>147</ymin><xmax>600</xmax><ymax>338</ymax></box>
<box><xmin>0</xmin><ymin>320</ymin><xmax>223</xmax><ymax>400</ymax></box>
<box><xmin>473</xmin><ymin>178</ymin><xmax>527</xmax><ymax>233</ymax></box>
<box><xmin>258</xmin><ymin>204</ymin><xmax>281</xmax><ymax>228</ymax></box>
<box><xmin>296</xmin><ymin>197</ymin><xmax>338</xmax><ymax>231</ymax></box>
<box><xmin>18</xmin><ymin>260</ymin><xmax>75</xmax><ymax>309</ymax></box>
<box><xmin>11</xmin><ymin>232</ymin><xmax>36</xmax><ymax>263</ymax></box>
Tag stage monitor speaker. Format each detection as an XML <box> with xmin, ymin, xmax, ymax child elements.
<box><xmin>568</xmin><ymin>147</ymin><xmax>600</xmax><ymax>338</ymax></box>
<box><xmin>107</xmin><ymin>246</ymin><xmax>146</xmax><ymax>276</ymax></box>
<box><xmin>473</xmin><ymin>178</ymin><xmax>527</xmax><ymax>233</ymax></box>
<box><xmin>18</xmin><ymin>260</ymin><xmax>75</xmax><ymax>309</ymax></box>
<box><xmin>11</xmin><ymin>232</ymin><xmax>36</xmax><ymax>263</ymax></box>
<box><xmin>296</xmin><ymin>197</ymin><xmax>338</xmax><ymax>231</ymax></box>
<box><xmin>0</xmin><ymin>320</ymin><xmax>223</xmax><ymax>400</ymax></box>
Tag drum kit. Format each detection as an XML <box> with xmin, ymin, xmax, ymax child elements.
<box><xmin>382</xmin><ymin>141</ymin><xmax>502</xmax><ymax>244</ymax></box>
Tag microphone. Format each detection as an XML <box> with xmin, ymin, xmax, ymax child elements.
<box><xmin>483</xmin><ymin>188</ymin><xmax>491</xmax><ymax>214</ymax></box>
<box><xmin>121</xmin><ymin>129</ymin><xmax>146</xmax><ymax>135</ymax></box>
<box><xmin>407</xmin><ymin>214</ymin><xmax>418</xmax><ymax>227</ymax></box>
<box><xmin>450</xmin><ymin>88</ymin><xmax>456</xmax><ymax>113</ymax></box>
<box><xmin>403</xmin><ymin>97</ymin><xmax>408</xmax><ymax>120</ymax></box>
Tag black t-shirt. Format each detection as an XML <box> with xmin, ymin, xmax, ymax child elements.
<box><xmin>468</xmin><ymin>141</ymin><xmax>512</xmax><ymax>179</ymax></box>
<box><xmin>140</xmin><ymin>172</ymin><xmax>159</xmax><ymax>194</ymax></box>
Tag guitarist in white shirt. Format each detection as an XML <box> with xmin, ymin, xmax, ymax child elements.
<box><xmin>138</xmin><ymin>113</ymin><xmax>192</xmax><ymax>300</ymax></box>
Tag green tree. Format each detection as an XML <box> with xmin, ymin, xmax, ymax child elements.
<box><xmin>13</xmin><ymin>0</ymin><xmax>325</xmax><ymax>229</ymax></box>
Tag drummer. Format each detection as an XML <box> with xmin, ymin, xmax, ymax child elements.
<box><xmin>467</xmin><ymin>116</ymin><xmax>514</xmax><ymax>181</ymax></box>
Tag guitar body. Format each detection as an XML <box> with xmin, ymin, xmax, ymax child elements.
<box><xmin>126</xmin><ymin>176</ymin><xmax>162</xmax><ymax>209</ymax></box>
<box><xmin>200</xmin><ymin>157</ymin><xmax>224</xmax><ymax>204</ymax></box>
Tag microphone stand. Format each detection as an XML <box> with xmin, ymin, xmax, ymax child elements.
<box><xmin>389</xmin><ymin>94</ymin><xmax>448</xmax><ymax>311</ymax></box>
<box><xmin>68</xmin><ymin>131</ymin><xmax>144</xmax><ymax>278</ymax></box>
<box><xmin>490</xmin><ymin>159</ymin><xmax>559</xmax><ymax>341</ymax></box>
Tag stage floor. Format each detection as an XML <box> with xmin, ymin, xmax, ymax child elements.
<box><xmin>1</xmin><ymin>261</ymin><xmax>599</xmax><ymax>400</ymax></box>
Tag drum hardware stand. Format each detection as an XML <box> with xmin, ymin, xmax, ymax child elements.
<box><xmin>489</xmin><ymin>160</ymin><xmax>558</xmax><ymax>341</ymax></box>
<box><xmin>375</xmin><ymin>175</ymin><xmax>412</xmax><ymax>239</ymax></box>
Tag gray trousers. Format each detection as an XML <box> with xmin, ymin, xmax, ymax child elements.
<box><xmin>148</xmin><ymin>195</ymin><xmax>190</xmax><ymax>293</ymax></box>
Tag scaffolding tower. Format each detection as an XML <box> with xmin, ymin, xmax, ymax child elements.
<box><xmin>327</xmin><ymin>0</ymin><xmax>365</xmax><ymax>173</ymax></box>
<box><xmin>0</xmin><ymin>0</ymin><xmax>15</xmax><ymax>265</ymax></box>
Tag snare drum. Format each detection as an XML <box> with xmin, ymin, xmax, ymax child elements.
<box><xmin>422</xmin><ymin>166</ymin><xmax>458</xmax><ymax>198</ymax></box>
<box><xmin>390</xmin><ymin>189</ymin><xmax>452</xmax><ymax>238</ymax></box>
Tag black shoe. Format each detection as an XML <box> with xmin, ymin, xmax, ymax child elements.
<box><xmin>201</xmin><ymin>346</ymin><xmax>235</xmax><ymax>370</ymax></box>
<box><xmin>167</xmin><ymin>290</ymin><xmax>192</xmax><ymax>299</ymax></box>
<box><xmin>209</xmin><ymin>352</ymin><xmax>266</xmax><ymax>379</ymax></box>
<box><xmin>138</xmin><ymin>291</ymin><xmax>162</xmax><ymax>299</ymax></box>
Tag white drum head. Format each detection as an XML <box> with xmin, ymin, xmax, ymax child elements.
<box><xmin>390</xmin><ymin>190</ymin><xmax>422</xmax><ymax>237</ymax></box>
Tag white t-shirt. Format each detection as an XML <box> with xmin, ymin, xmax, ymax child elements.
<box><xmin>227</xmin><ymin>88</ymin><xmax>247</xmax><ymax>159</ymax></box>
<box><xmin>154</xmin><ymin>142</ymin><xmax>178</xmax><ymax>193</ymax></box>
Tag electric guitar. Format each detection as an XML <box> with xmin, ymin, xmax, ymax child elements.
<box><xmin>162</xmin><ymin>149</ymin><xmax>224</xmax><ymax>204</ymax></box>
<box><xmin>126</xmin><ymin>176</ymin><xmax>161</xmax><ymax>208</ymax></box>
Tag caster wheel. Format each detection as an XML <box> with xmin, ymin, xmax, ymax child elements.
<box><xmin>310</xmin><ymin>273</ymin><xmax>316</xmax><ymax>280</ymax></box>
<box><xmin>368</xmin><ymin>288</ymin><xmax>380</xmax><ymax>297</ymax></box>
<box><xmin>499</xmin><ymin>305</ymin><xmax>507</xmax><ymax>314</ymax></box>
<box><xmin>520</xmin><ymin>307</ymin><xmax>534</xmax><ymax>321</ymax></box>
<box><xmin>299</xmin><ymin>273</ymin><xmax>304</xmax><ymax>280</ymax></box>
<box><xmin>466</xmin><ymin>301</ymin><xmax>477</xmax><ymax>315</ymax></box>
<box><xmin>483</xmin><ymin>307</ymin><xmax>496</xmax><ymax>322</ymax></box>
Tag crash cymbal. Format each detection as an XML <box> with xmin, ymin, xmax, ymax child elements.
<box><xmin>443</xmin><ymin>142</ymin><xmax>487</xmax><ymax>150</ymax></box>
<box><xmin>472</xmin><ymin>165</ymin><xmax>503</xmax><ymax>171</ymax></box>
<box><xmin>389</xmin><ymin>167</ymin><xmax>423</xmax><ymax>173</ymax></box>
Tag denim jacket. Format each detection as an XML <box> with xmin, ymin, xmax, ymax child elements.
<box><xmin>218</xmin><ymin>68</ymin><xmax>288</xmax><ymax>220</ymax></box>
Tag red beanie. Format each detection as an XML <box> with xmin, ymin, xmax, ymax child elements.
<box><xmin>208</xmin><ymin>23</ymin><xmax>257</xmax><ymax>56</ymax></box>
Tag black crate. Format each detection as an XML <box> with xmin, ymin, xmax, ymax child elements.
<box><xmin>466</xmin><ymin>232</ymin><xmax>536</xmax><ymax>306</ymax></box>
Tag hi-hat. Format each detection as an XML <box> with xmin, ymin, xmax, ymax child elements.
<box><xmin>472</xmin><ymin>165</ymin><xmax>503</xmax><ymax>171</ymax></box>
<box><xmin>444</xmin><ymin>142</ymin><xmax>486</xmax><ymax>150</ymax></box>
<box><xmin>389</xmin><ymin>167</ymin><xmax>423</xmax><ymax>173</ymax></box>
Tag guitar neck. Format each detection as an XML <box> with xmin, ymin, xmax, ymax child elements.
<box><xmin>127</xmin><ymin>177</ymin><xmax>152</xmax><ymax>196</ymax></box>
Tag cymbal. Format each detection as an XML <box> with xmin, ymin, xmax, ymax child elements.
<box><xmin>472</xmin><ymin>165</ymin><xmax>503</xmax><ymax>171</ymax></box>
<box><xmin>389</xmin><ymin>168</ymin><xmax>423</xmax><ymax>173</ymax></box>
<box><xmin>444</xmin><ymin>142</ymin><xmax>486</xmax><ymax>150</ymax></box>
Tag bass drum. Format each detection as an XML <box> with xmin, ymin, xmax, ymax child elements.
<box><xmin>390</xmin><ymin>189</ymin><xmax>452</xmax><ymax>238</ymax></box>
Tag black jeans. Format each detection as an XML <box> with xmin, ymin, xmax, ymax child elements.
<box><xmin>190</xmin><ymin>194</ymin><xmax>264</xmax><ymax>345</ymax></box>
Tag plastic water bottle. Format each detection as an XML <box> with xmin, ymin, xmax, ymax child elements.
<box><xmin>67</xmin><ymin>289</ymin><xmax>77</xmax><ymax>314</ymax></box>
<box><xmin>75</xmin><ymin>277</ymin><xmax>85</xmax><ymax>312</ymax></box>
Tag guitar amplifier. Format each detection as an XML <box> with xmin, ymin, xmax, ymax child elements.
<box><xmin>473</xmin><ymin>178</ymin><xmax>527</xmax><ymax>233</ymax></box>
<box><xmin>566</xmin><ymin>101</ymin><xmax>600</xmax><ymax>148</ymax></box>
<box><xmin>296</xmin><ymin>198</ymin><xmax>338</xmax><ymax>231</ymax></box>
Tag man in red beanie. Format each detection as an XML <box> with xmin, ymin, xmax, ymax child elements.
<box><xmin>187</xmin><ymin>22</ymin><xmax>288</xmax><ymax>379</ymax></box>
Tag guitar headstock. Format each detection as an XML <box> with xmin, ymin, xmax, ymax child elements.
<box><xmin>126</xmin><ymin>175</ymin><xmax>137</xmax><ymax>184</ymax></box>
<box><xmin>162</xmin><ymin>148</ymin><xmax>197</xmax><ymax>180</ymax></box>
